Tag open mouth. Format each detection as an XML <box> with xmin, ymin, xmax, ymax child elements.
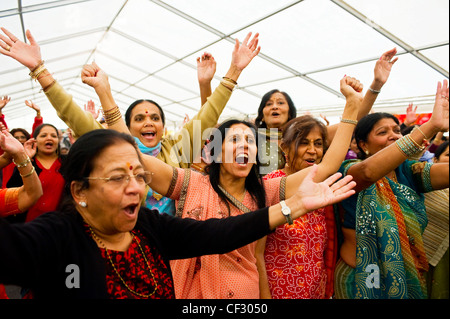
<box><xmin>236</xmin><ymin>153</ymin><xmax>249</xmax><ymax>165</ymax></box>
<box><xmin>141</xmin><ymin>131</ymin><xmax>156</xmax><ymax>140</ymax></box>
<box><xmin>304</xmin><ymin>158</ymin><xmax>316</xmax><ymax>166</ymax></box>
<box><xmin>44</xmin><ymin>141</ymin><xmax>54</xmax><ymax>149</ymax></box>
<box><xmin>123</xmin><ymin>203</ymin><xmax>139</xmax><ymax>218</ymax></box>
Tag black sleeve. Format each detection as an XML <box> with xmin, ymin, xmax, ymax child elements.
<box><xmin>0</xmin><ymin>212</ymin><xmax>70</xmax><ymax>287</ymax></box>
<box><xmin>141</xmin><ymin>207</ymin><xmax>271</xmax><ymax>260</ymax></box>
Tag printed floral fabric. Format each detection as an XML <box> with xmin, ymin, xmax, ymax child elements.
<box><xmin>86</xmin><ymin>226</ymin><xmax>175</xmax><ymax>299</ymax></box>
<box><xmin>263</xmin><ymin>169</ymin><xmax>328</xmax><ymax>299</ymax></box>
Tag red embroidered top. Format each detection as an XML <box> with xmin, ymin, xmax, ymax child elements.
<box><xmin>263</xmin><ymin>169</ymin><xmax>336</xmax><ymax>299</ymax></box>
<box><xmin>86</xmin><ymin>226</ymin><xmax>175</xmax><ymax>299</ymax></box>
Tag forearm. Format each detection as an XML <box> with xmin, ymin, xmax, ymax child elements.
<box><xmin>95</xmin><ymin>86</ymin><xmax>129</xmax><ymax>135</ymax></box>
<box><xmin>350</xmin><ymin>123</ymin><xmax>440</xmax><ymax>191</ymax></box>
<box><xmin>12</xmin><ymin>152</ymin><xmax>43</xmax><ymax>211</ymax></box>
<box><xmin>142</xmin><ymin>153</ymin><xmax>175</xmax><ymax>195</ymax></box>
<box><xmin>357</xmin><ymin>79</ymin><xmax>383</xmax><ymax>120</ymax></box>
<box><xmin>199</xmin><ymin>81</ymin><xmax>212</xmax><ymax>106</ymax></box>
<box><xmin>430</xmin><ymin>163</ymin><xmax>449</xmax><ymax>190</ymax></box>
<box><xmin>318</xmin><ymin>98</ymin><xmax>360</xmax><ymax>180</ymax></box>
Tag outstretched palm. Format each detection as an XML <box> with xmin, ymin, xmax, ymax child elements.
<box><xmin>231</xmin><ymin>32</ymin><xmax>261</xmax><ymax>71</ymax></box>
<box><xmin>296</xmin><ymin>165</ymin><xmax>356</xmax><ymax>212</ymax></box>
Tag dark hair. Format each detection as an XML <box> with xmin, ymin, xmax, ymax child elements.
<box><xmin>434</xmin><ymin>141</ymin><xmax>449</xmax><ymax>160</ymax></box>
<box><xmin>33</xmin><ymin>123</ymin><xmax>61</xmax><ymax>156</ymax></box>
<box><xmin>354</xmin><ymin>112</ymin><xmax>400</xmax><ymax>159</ymax></box>
<box><xmin>10</xmin><ymin>128</ymin><xmax>31</xmax><ymax>141</ymax></box>
<box><xmin>204</xmin><ymin>119</ymin><xmax>266</xmax><ymax>213</ymax></box>
<box><xmin>280</xmin><ymin>115</ymin><xmax>328</xmax><ymax>168</ymax></box>
<box><xmin>255</xmin><ymin>89</ymin><xmax>297</xmax><ymax>129</ymax></box>
<box><xmin>58</xmin><ymin>129</ymin><xmax>140</xmax><ymax>211</ymax></box>
<box><xmin>125</xmin><ymin>99</ymin><xmax>165</xmax><ymax>127</ymax></box>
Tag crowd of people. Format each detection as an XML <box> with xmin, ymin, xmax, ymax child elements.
<box><xmin>0</xmin><ymin>26</ymin><xmax>448</xmax><ymax>300</ymax></box>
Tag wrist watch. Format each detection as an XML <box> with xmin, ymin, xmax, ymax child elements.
<box><xmin>280</xmin><ymin>200</ymin><xmax>293</xmax><ymax>225</ymax></box>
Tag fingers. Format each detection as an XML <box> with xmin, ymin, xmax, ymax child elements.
<box><xmin>241</xmin><ymin>32</ymin><xmax>252</xmax><ymax>46</ymax></box>
<box><xmin>25</xmin><ymin>29</ymin><xmax>36</xmax><ymax>46</ymax></box>
<box><xmin>1</xmin><ymin>27</ymin><xmax>19</xmax><ymax>44</ymax></box>
<box><xmin>341</xmin><ymin>76</ymin><xmax>363</xmax><ymax>93</ymax></box>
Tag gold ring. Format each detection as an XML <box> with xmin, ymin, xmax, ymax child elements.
<box><xmin>5</xmin><ymin>44</ymin><xmax>10</xmax><ymax>51</ymax></box>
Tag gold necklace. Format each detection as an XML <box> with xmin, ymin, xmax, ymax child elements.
<box><xmin>88</xmin><ymin>226</ymin><xmax>158</xmax><ymax>298</ymax></box>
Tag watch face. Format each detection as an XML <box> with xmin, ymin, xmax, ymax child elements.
<box><xmin>282</xmin><ymin>207</ymin><xmax>290</xmax><ymax>216</ymax></box>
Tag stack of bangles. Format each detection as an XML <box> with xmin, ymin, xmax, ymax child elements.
<box><xmin>102</xmin><ymin>105</ymin><xmax>122</xmax><ymax>126</ymax></box>
<box><xmin>29</xmin><ymin>60</ymin><xmax>46</xmax><ymax>80</ymax></box>
<box><xmin>29</xmin><ymin>60</ymin><xmax>56</xmax><ymax>91</ymax></box>
<box><xmin>220</xmin><ymin>77</ymin><xmax>237</xmax><ymax>91</ymax></box>
<box><xmin>395</xmin><ymin>134</ymin><xmax>425</xmax><ymax>157</ymax></box>
<box><xmin>12</xmin><ymin>156</ymin><xmax>35</xmax><ymax>178</ymax></box>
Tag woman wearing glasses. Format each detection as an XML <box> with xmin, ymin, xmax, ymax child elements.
<box><xmin>0</xmin><ymin>128</ymin><xmax>355</xmax><ymax>299</ymax></box>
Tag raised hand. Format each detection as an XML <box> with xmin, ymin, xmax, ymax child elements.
<box><xmin>0</xmin><ymin>96</ymin><xmax>11</xmax><ymax>109</ymax></box>
<box><xmin>81</xmin><ymin>62</ymin><xmax>110</xmax><ymax>93</ymax></box>
<box><xmin>0</xmin><ymin>28</ymin><xmax>42</xmax><ymax>70</ymax></box>
<box><xmin>373</xmin><ymin>48</ymin><xmax>398</xmax><ymax>89</ymax></box>
<box><xmin>294</xmin><ymin>164</ymin><xmax>356</xmax><ymax>214</ymax></box>
<box><xmin>404</xmin><ymin>103</ymin><xmax>418</xmax><ymax>126</ymax></box>
<box><xmin>25</xmin><ymin>100</ymin><xmax>41</xmax><ymax>113</ymax></box>
<box><xmin>84</xmin><ymin>100</ymin><xmax>100</xmax><ymax>120</ymax></box>
<box><xmin>197</xmin><ymin>52</ymin><xmax>216</xmax><ymax>85</ymax></box>
<box><xmin>23</xmin><ymin>138</ymin><xmax>37</xmax><ymax>159</ymax></box>
<box><xmin>231</xmin><ymin>32</ymin><xmax>261</xmax><ymax>72</ymax></box>
<box><xmin>340</xmin><ymin>76</ymin><xmax>363</xmax><ymax>101</ymax></box>
<box><xmin>429</xmin><ymin>79</ymin><xmax>449</xmax><ymax>133</ymax></box>
<box><xmin>0</xmin><ymin>128</ymin><xmax>26</xmax><ymax>156</ymax></box>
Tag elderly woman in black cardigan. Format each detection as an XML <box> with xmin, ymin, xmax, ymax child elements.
<box><xmin>0</xmin><ymin>129</ymin><xmax>355</xmax><ymax>299</ymax></box>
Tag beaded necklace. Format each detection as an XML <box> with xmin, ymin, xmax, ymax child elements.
<box><xmin>88</xmin><ymin>225</ymin><xmax>158</xmax><ymax>298</ymax></box>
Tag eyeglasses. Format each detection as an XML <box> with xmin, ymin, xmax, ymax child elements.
<box><xmin>85</xmin><ymin>171</ymin><xmax>153</xmax><ymax>187</ymax></box>
<box><xmin>14</xmin><ymin>136</ymin><xmax>27</xmax><ymax>140</ymax></box>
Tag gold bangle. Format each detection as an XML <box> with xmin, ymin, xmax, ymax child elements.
<box><xmin>222</xmin><ymin>77</ymin><xmax>237</xmax><ymax>85</ymax></box>
<box><xmin>20</xmin><ymin>166</ymin><xmax>35</xmax><ymax>178</ymax></box>
<box><xmin>29</xmin><ymin>62</ymin><xmax>46</xmax><ymax>80</ymax></box>
<box><xmin>414</xmin><ymin>126</ymin><xmax>430</xmax><ymax>140</ymax></box>
<box><xmin>341</xmin><ymin>118</ymin><xmax>358</xmax><ymax>125</ymax></box>
<box><xmin>13</xmin><ymin>156</ymin><xmax>31</xmax><ymax>168</ymax></box>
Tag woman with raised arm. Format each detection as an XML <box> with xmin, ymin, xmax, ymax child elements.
<box><xmin>83</xmin><ymin>60</ymin><xmax>361</xmax><ymax>298</ymax></box>
<box><xmin>256</xmin><ymin>77</ymin><xmax>363</xmax><ymax>299</ymax></box>
<box><xmin>334</xmin><ymin>80</ymin><xmax>449</xmax><ymax>299</ymax></box>
<box><xmin>0</xmin><ymin>128</ymin><xmax>355</xmax><ymax>299</ymax></box>
<box><xmin>256</xmin><ymin>48</ymin><xmax>399</xmax><ymax>175</ymax></box>
<box><xmin>0</xmin><ymin>127</ymin><xmax>42</xmax><ymax>299</ymax></box>
<box><xmin>0</xmin><ymin>27</ymin><xmax>260</xmax><ymax>216</ymax></box>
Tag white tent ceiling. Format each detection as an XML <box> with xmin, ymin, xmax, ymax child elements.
<box><xmin>0</xmin><ymin>0</ymin><xmax>448</xmax><ymax>133</ymax></box>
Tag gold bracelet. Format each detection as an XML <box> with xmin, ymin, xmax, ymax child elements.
<box><xmin>341</xmin><ymin>118</ymin><xmax>358</xmax><ymax>125</ymax></box>
<box><xmin>222</xmin><ymin>77</ymin><xmax>237</xmax><ymax>85</ymax></box>
<box><xmin>12</xmin><ymin>156</ymin><xmax>31</xmax><ymax>168</ymax></box>
<box><xmin>20</xmin><ymin>166</ymin><xmax>35</xmax><ymax>178</ymax></box>
<box><xmin>414</xmin><ymin>126</ymin><xmax>430</xmax><ymax>140</ymax></box>
<box><xmin>29</xmin><ymin>61</ymin><xmax>46</xmax><ymax>80</ymax></box>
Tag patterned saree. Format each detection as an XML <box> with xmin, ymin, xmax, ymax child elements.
<box><xmin>338</xmin><ymin>160</ymin><xmax>434</xmax><ymax>299</ymax></box>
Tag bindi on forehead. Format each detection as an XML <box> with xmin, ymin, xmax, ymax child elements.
<box><xmin>126</xmin><ymin>162</ymin><xmax>133</xmax><ymax>170</ymax></box>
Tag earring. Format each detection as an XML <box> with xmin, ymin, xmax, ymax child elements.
<box><xmin>79</xmin><ymin>201</ymin><xmax>87</xmax><ymax>208</ymax></box>
<box><xmin>365</xmin><ymin>150</ymin><xmax>369</xmax><ymax>155</ymax></box>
